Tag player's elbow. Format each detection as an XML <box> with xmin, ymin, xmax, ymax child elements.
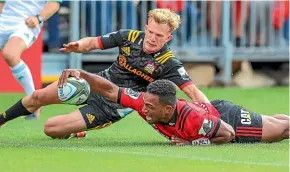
<box><xmin>221</xmin><ymin>128</ymin><xmax>235</xmax><ymax>143</ymax></box>
<box><xmin>48</xmin><ymin>1</ymin><xmax>60</xmax><ymax>11</ymax></box>
<box><xmin>211</xmin><ymin>120</ymin><xmax>235</xmax><ymax>144</ymax></box>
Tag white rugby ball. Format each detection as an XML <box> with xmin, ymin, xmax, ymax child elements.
<box><xmin>58</xmin><ymin>77</ymin><xmax>90</xmax><ymax>105</ymax></box>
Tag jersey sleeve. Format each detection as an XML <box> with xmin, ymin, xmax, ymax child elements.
<box><xmin>160</xmin><ymin>58</ymin><xmax>193</xmax><ymax>89</ymax></box>
<box><xmin>117</xmin><ymin>88</ymin><xmax>144</xmax><ymax>112</ymax></box>
<box><xmin>96</xmin><ymin>29</ymin><xmax>131</xmax><ymax>50</ymax></box>
<box><xmin>184</xmin><ymin>113</ymin><xmax>221</xmax><ymax>140</ymax></box>
<box><xmin>48</xmin><ymin>0</ymin><xmax>63</xmax><ymax>3</ymax></box>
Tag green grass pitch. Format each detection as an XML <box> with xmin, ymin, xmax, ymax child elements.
<box><xmin>0</xmin><ymin>87</ymin><xmax>289</xmax><ymax>172</ymax></box>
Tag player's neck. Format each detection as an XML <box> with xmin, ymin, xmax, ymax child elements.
<box><xmin>162</xmin><ymin>108</ymin><xmax>176</xmax><ymax>123</ymax></box>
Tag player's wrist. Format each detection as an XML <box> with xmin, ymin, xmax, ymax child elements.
<box><xmin>35</xmin><ymin>14</ymin><xmax>43</xmax><ymax>25</ymax></box>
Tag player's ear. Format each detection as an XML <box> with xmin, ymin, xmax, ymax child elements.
<box><xmin>164</xmin><ymin>105</ymin><xmax>173</xmax><ymax>113</ymax></box>
<box><xmin>167</xmin><ymin>35</ymin><xmax>173</xmax><ymax>42</ymax></box>
<box><xmin>144</xmin><ymin>25</ymin><xmax>148</xmax><ymax>31</ymax></box>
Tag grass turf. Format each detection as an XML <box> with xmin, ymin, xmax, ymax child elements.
<box><xmin>0</xmin><ymin>87</ymin><xmax>289</xmax><ymax>172</ymax></box>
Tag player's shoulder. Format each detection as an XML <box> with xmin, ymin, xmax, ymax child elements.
<box><xmin>118</xmin><ymin>29</ymin><xmax>144</xmax><ymax>42</ymax></box>
<box><xmin>155</xmin><ymin>47</ymin><xmax>181</xmax><ymax>65</ymax></box>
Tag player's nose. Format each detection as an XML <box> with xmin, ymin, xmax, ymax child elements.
<box><xmin>142</xmin><ymin>106</ymin><xmax>149</xmax><ymax>114</ymax></box>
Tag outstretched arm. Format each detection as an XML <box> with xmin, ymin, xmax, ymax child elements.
<box><xmin>79</xmin><ymin>70</ymin><xmax>119</xmax><ymax>102</ymax></box>
<box><xmin>58</xmin><ymin>69</ymin><xmax>119</xmax><ymax>103</ymax></box>
<box><xmin>60</xmin><ymin>37</ymin><xmax>102</xmax><ymax>53</ymax></box>
<box><xmin>182</xmin><ymin>84</ymin><xmax>210</xmax><ymax>104</ymax></box>
<box><xmin>60</xmin><ymin>29</ymin><xmax>130</xmax><ymax>53</ymax></box>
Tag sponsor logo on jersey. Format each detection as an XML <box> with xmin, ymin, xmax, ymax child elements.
<box><xmin>154</xmin><ymin>52</ymin><xmax>161</xmax><ymax>58</ymax></box>
<box><xmin>240</xmin><ymin>109</ymin><xmax>251</xmax><ymax>125</ymax></box>
<box><xmin>191</xmin><ymin>138</ymin><xmax>211</xmax><ymax>146</ymax></box>
<box><xmin>144</xmin><ymin>62</ymin><xmax>156</xmax><ymax>74</ymax></box>
<box><xmin>119</xmin><ymin>54</ymin><xmax>154</xmax><ymax>82</ymax></box>
<box><xmin>124</xmin><ymin>88</ymin><xmax>141</xmax><ymax>99</ymax></box>
<box><xmin>177</xmin><ymin>67</ymin><xmax>190</xmax><ymax>80</ymax></box>
<box><xmin>198</xmin><ymin>119</ymin><xmax>215</xmax><ymax>137</ymax></box>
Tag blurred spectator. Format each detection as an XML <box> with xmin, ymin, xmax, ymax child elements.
<box><xmin>272</xmin><ymin>0</ymin><xmax>289</xmax><ymax>42</ymax></box>
<box><xmin>206</xmin><ymin>1</ymin><xmax>222</xmax><ymax>46</ymax></box>
<box><xmin>136</xmin><ymin>1</ymin><xmax>153</xmax><ymax>30</ymax></box>
<box><xmin>156</xmin><ymin>0</ymin><xmax>198</xmax><ymax>44</ymax></box>
<box><xmin>232</xmin><ymin>1</ymin><xmax>250</xmax><ymax>47</ymax></box>
<box><xmin>86</xmin><ymin>1</ymin><xmax>134</xmax><ymax>36</ymax></box>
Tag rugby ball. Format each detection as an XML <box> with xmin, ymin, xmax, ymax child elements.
<box><xmin>57</xmin><ymin>77</ymin><xmax>90</xmax><ymax>105</ymax></box>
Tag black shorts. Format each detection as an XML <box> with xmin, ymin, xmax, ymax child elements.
<box><xmin>79</xmin><ymin>92</ymin><xmax>134</xmax><ymax>130</ymax></box>
<box><xmin>211</xmin><ymin>99</ymin><xmax>263</xmax><ymax>143</ymax></box>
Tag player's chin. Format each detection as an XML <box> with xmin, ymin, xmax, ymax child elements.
<box><xmin>146</xmin><ymin>116</ymin><xmax>154</xmax><ymax>124</ymax></box>
<box><xmin>145</xmin><ymin>45</ymin><xmax>157</xmax><ymax>53</ymax></box>
<box><xmin>147</xmin><ymin>120</ymin><xmax>155</xmax><ymax>124</ymax></box>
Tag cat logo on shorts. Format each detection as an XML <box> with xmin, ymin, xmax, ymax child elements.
<box><xmin>240</xmin><ymin>109</ymin><xmax>251</xmax><ymax>125</ymax></box>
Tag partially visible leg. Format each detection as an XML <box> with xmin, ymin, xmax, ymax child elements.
<box><xmin>2</xmin><ymin>36</ymin><xmax>34</xmax><ymax>95</ymax></box>
<box><xmin>261</xmin><ymin>115</ymin><xmax>289</xmax><ymax>142</ymax></box>
<box><xmin>23</xmin><ymin>81</ymin><xmax>62</xmax><ymax>112</ymax></box>
<box><xmin>44</xmin><ymin>110</ymin><xmax>87</xmax><ymax>139</ymax></box>
<box><xmin>272</xmin><ymin>114</ymin><xmax>289</xmax><ymax>121</ymax></box>
<box><xmin>0</xmin><ymin>81</ymin><xmax>62</xmax><ymax>125</ymax></box>
<box><xmin>3</xmin><ymin>28</ymin><xmax>42</xmax><ymax>120</ymax></box>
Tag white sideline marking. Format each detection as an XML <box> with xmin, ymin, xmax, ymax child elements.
<box><xmin>13</xmin><ymin>144</ymin><xmax>289</xmax><ymax>167</ymax></box>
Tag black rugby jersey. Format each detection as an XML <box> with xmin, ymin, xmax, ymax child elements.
<box><xmin>96</xmin><ymin>29</ymin><xmax>193</xmax><ymax>92</ymax></box>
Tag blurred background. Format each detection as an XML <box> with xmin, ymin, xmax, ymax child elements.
<box><xmin>33</xmin><ymin>1</ymin><xmax>290</xmax><ymax>88</ymax></box>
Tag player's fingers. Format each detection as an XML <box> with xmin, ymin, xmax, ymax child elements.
<box><xmin>63</xmin><ymin>71</ymin><xmax>71</xmax><ymax>85</ymax></box>
<box><xmin>59</xmin><ymin>48</ymin><xmax>67</xmax><ymax>52</ymax></box>
<box><xmin>58</xmin><ymin>70</ymin><xmax>66</xmax><ymax>87</ymax></box>
<box><xmin>75</xmin><ymin>72</ymin><xmax>80</xmax><ymax>79</ymax></box>
<box><xmin>67</xmin><ymin>42</ymin><xmax>77</xmax><ymax>47</ymax></box>
<box><xmin>63</xmin><ymin>44</ymin><xmax>69</xmax><ymax>48</ymax></box>
<box><xmin>57</xmin><ymin>72</ymin><xmax>63</xmax><ymax>87</ymax></box>
<box><xmin>59</xmin><ymin>70</ymin><xmax>69</xmax><ymax>87</ymax></box>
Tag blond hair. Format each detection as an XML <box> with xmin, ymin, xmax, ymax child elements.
<box><xmin>147</xmin><ymin>8</ymin><xmax>181</xmax><ymax>32</ymax></box>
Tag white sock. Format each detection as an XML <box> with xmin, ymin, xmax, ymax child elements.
<box><xmin>11</xmin><ymin>60</ymin><xmax>35</xmax><ymax>95</ymax></box>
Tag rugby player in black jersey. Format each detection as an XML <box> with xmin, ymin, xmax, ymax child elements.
<box><xmin>0</xmin><ymin>9</ymin><xmax>210</xmax><ymax>139</ymax></box>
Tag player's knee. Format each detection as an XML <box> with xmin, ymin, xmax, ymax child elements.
<box><xmin>282</xmin><ymin>120</ymin><xmax>289</xmax><ymax>139</ymax></box>
<box><xmin>31</xmin><ymin>90</ymin><xmax>46</xmax><ymax>106</ymax></box>
<box><xmin>44</xmin><ymin>120</ymin><xmax>60</xmax><ymax>138</ymax></box>
<box><xmin>2</xmin><ymin>49</ymin><xmax>19</xmax><ymax>66</ymax></box>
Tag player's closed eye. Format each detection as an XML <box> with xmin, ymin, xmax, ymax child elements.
<box><xmin>145</xmin><ymin>104</ymin><xmax>154</xmax><ymax>110</ymax></box>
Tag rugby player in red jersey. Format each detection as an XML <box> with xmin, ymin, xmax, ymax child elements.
<box><xmin>57</xmin><ymin>69</ymin><xmax>288</xmax><ymax>145</ymax></box>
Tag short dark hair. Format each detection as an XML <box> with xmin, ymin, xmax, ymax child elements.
<box><xmin>147</xmin><ymin>79</ymin><xmax>177</xmax><ymax>106</ymax></box>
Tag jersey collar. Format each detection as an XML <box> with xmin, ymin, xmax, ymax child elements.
<box><xmin>161</xmin><ymin>107</ymin><xmax>178</xmax><ymax>126</ymax></box>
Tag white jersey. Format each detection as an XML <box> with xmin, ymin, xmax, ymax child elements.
<box><xmin>0</xmin><ymin>1</ymin><xmax>47</xmax><ymax>29</ymax></box>
<box><xmin>0</xmin><ymin>0</ymin><xmax>61</xmax><ymax>49</ymax></box>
